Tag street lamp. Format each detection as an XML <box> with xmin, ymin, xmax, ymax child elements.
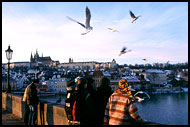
<box><xmin>5</xmin><ymin>45</ymin><xmax>13</xmax><ymax>93</ymax></box>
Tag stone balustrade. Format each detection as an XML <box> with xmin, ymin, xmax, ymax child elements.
<box><xmin>2</xmin><ymin>92</ymin><xmax>69</xmax><ymax>125</ymax></box>
<box><xmin>2</xmin><ymin>92</ymin><xmax>161</xmax><ymax>125</ymax></box>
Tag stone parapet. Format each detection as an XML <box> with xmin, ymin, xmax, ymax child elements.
<box><xmin>2</xmin><ymin>93</ymin><xmax>69</xmax><ymax>125</ymax></box>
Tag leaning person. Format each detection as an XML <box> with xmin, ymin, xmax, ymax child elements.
<box><xmin>25</xmin><ymin>79</ymin><xmax>39</xmax><ymax>125</ymax></box>
<box><xmin>104</xmin><ymin>79</ymin><xmax>145</xmax><ymax>125</ymax></box>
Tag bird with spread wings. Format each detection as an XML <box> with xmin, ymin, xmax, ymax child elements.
<box><xmin>107</xmin><ymin>28</ymin><xmax>119</xmax><ymax>32</ymax></box>
<box><xmin>134</xmin><ymin>91</ymin><xmax>150</xmax><ymax>102</ymax></box>
<box><xmin>119</xmin><ymin>46</ymin><xmax>132</xmax><ymax>56</ymax></box>
<box><xmin>129</xmin><ymin>10</ymin><xmax>141</xmax><ymax>23</ymax></box>
<box><xmin>67</xmin><ymin>6</ymin><xmax>93</xmax><ymax>35</ymax></box>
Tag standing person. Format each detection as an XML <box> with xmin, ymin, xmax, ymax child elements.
<box><xmin>86</xmin><ymin>77</ymin><xmax>96</xmax><ymax>100</ymax></box>
<box><xmin>65</xmin><ymin>80</ymin><xmax>77</xmax><ymax>124</ymax></box>
<box><xmin>104</xmin><ymin>79</ymin><xmax>145</xmax><ymax>125</ymax></box>
<box><xmin>73</xmin><ymin>77</ymin><xmax>96</xmax><ymax>125</ymax></box>
<box><xmin>86</xmin><ymin>77</ymin><xmax>97</xmax><ymax>124</ymax></box>
<box><xmin>94</xmin><ymin>77</ymin><xmax>113</xmax><ymax>125</ymax></box>
<box><xmin>25</xmin><ymin>79</ymin><xmax>39</xmax><ymax>125</ymax></box>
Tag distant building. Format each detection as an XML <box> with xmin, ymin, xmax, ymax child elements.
<box><xmin>97</xmin><ymin>59</ymin><xmax>117</xmax><ymax>70</ymax></box>
<box><xmin>58</xmin><ymin>58</ymin><xmax>117</xmax><ymax>70</ymax></box>
<box><xmin>77</xmin><ymin>70</ymin><xmax>111</xmax><ymax>88</ymax></box>
<box><xmin>58</xmin><ymin>61</ymin><xmax>97</xmax><ymax>70</ymax></box>
<box><xmin>37</xmin><ymin>82</ymin><xmax>48</xmax><ymax>92</ymax></box>
<box><xmin>110</xmin><ymin>76</ymin><xmax>142</xmax><ymax>91</ymax></box>
<box><xmin>3</xmin><ymin>62</ymin><xmax>30</xmax><ymax>69</ymax></box>
<box><xmin>44</xmin><ymin>78</ymin><xmax>68</xmax><ymax>93</ymax></box>
<box><xmin>139</xmin><ymin>69</ymin><xmax>167</xmax><ymax>86</ymax></box>
<box><xmin>89</xmin><ymin>71</ymin><xmax>111</xmax><ymax>88</ymax></box>
<box><xmin>30</xmin><ymin>49</ymin><xmax>59</xmax><ymax>67</ymax></box>
<box><xmin>55</xmin><ymin>78</ymin><xmax>68</xmax><ymax>93</ymax></box>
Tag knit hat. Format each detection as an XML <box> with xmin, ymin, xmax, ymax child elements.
<box><xmin>118</xmin><ymin>79</ymin><xmax>132</xmax><ymax>97</ymax></box>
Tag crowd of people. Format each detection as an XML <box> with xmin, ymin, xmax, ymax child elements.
<box><xmin>65</xmin><ymin>76</ymin><xmax>145</xmax><ymax>125</ymax></box>
<box><xmin>22</xmin><ymin>76</ymin><xmax>146</xmax><ymax>125</ymax></box>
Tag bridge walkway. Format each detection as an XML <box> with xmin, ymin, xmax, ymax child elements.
<box><xmin>2</xmin><ymin>108</ymin><xmax>25</xmax><ymax>125</ymax></box>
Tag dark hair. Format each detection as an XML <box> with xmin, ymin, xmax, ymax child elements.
<box><xmin>99</xmin><ymin>77</ymin><xmax>110</xmax><ymax>89</ymax></box>
<box><xmin>87</xmin><ymin>77</ymin><xmax>94</xmax><ymax>86</ymax></box>
<box><xmin>33</xmin><ymin>79</ymin><xmax>39</xmax><ymax>83</ymax></box>
<box><xmin>86</xmin><ymin>77</ymin><xmax>95</xmax><ymax>93</ymax></box>
<box><xmin>78</xmin><ymin>78</ymin><xmax>87</xmax><ymax>90</ymax></box>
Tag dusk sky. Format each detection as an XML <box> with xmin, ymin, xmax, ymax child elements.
<box><xmin>2</xmin><ymin>2</ymin><xmax>188</xmax><ymax>65</ymax></box>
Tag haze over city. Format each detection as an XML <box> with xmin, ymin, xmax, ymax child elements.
<box><xmin>2</xmin><ymin>2</ymin><xmax>188</xmax><ymax>65</ymax></box>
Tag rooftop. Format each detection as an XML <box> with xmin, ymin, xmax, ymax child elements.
<box><xmin>145</xmin><ymin>69</ymin><xmax>166</xmax><ymax>74</ymax></box>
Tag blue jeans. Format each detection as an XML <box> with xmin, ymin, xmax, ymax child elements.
<box><xmin>28</xmin><ymin>104</ymin><xmax>37</xmax><ymax>125</ymax></box>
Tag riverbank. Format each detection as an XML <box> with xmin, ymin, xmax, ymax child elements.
<box><xmin>148</xmin><ymin>87</ymin><xmax>188</xmax><ymax>94</ymax></box>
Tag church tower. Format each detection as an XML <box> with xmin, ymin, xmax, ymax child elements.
<box><xmin>112</xmin><ymin>58</ymin><xmax>116</xmax><ymax>63</ymax></box>
<box><xmin>30</xmin><ymin>52</ymin><xmax>33</xmax><ymax>68</ymax></box>
<box><xmin>69</xmin><ymin>57</ymin><xmax>72</xmax><ymax>63</ymax></box>
<box><xmin>34</xmin><ymin>49</ymin><xmax>39</xmax><ymax>66</ymax></box>
<box><xmin>30</xmin><ymin>52</ymin><xmax>33</xmax><ymax>62</ymax></box>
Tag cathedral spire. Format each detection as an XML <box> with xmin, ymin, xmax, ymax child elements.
<box><xmin>35</xmin><ymin>49</ymin><xmax>39</xmax><ymax>59</ymax></box>
<box><xmin>31</xmin><ymin>52</ymin><xmax>33</xmax><ymax>58</ymax></box>
<box><xmin>30</xmin><ymin>52</ymin><xmax>33</xmax><ymax>62</ymax></box>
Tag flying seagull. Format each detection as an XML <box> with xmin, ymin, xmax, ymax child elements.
<box><xmin>107</xmin><ymin>28</ymin><xmax>119</xmax><ymax>32</ymax></box>
<box><xmin>66</xmin><ymin>6</ymin><xmax>93</xmax><ymax>35</ymax></box>
<box><xmin>142</xmin><ymin>58</ymin><xmax>147</xmax><ymax>61</ymax></box>
<box><xmin>129</xmin><ymin>10</ymin><xmax>141</xmax><ymax>23</ymax></box>
<box><xmin>134</xmin><ymin>91</ymin><xmax>150</xmax><ymax>102</ymax></box>
<box><xmin>119</xmin><ymin>47</ymin><xmax>132</xmax><ymax>56</ymax></box>
<box><xmin>142</xmin><ymin>58</ymin><xmax>148</xmax><ymax>66</ymax></box>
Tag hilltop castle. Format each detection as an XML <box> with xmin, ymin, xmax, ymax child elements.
<box><xmin>30</xmin><ymin>49</ymin><xmax>59</xmax><ymax>67</ymax></box>
<box><xmin>58</xmin><ymin>57</ymin><xmax>117</xmax><ymax>71</ymax></box>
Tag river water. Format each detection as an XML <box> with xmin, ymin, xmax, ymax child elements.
<box><xmin>39</xmin><ymin>92</ymin><xmax>188</xmax><ymax>125</ymax></box>
<box><xmin>136</xmin><ymin>92</ymin><xmax>188</xmax><ymax>125</ymax></box>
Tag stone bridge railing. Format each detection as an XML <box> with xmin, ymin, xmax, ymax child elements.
<box><xmin>2</xmin><ymin>92</ymin><xmax>69</xmax><ymax>125</ymax></box>
<box><xmin>2</xmin><ymin>92</ymin><xmax>161</xmax><ymax>125</ymax></box>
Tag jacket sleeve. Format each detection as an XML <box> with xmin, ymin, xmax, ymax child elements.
<box><xmin>128</xmin><ymin>102</ymin><xmax>144</xmax><ymax>123</ymax></box>
<box><xmin>22</xmin><ymin>87</ymin><xmax>28</xmax><ymax>102</ymax></box>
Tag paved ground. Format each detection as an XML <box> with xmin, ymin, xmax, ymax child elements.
<box><xmin>2</xmin><ymin>108</ymin><xmax>25</xmax><ymax>125</ymax></box>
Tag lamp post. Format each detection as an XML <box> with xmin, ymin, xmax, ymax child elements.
<box><xmin>5</xmin><ymin>45</ymin><xmax>13</xmax><ymax>93</ymax></box>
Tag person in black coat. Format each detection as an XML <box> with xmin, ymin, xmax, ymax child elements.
<box><xmin>74</xmin><ymin>77</ymin><xmax>96</xmax><ymax>125</ymax></box>
<box><xmin>86</xmin><ymin>77</ymin><xmax>96</xmax><ymax>100</ymax></box>
<box><xmin>26</xmin><ymin>79</ymin><xmax>39</xmax><ymax>125</ymax></box>
<box><xmin>65</xmin><ymin>80</ymin><xmax>76</xmax><ymax>123</ymax></box>
<box><xmin>94</xmin><ymin>77</ymin><xmax>113</xmax><ymax>125</ymax></box>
